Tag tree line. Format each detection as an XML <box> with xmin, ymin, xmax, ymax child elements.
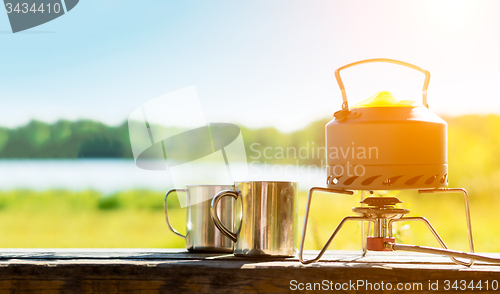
<box><xmin>0</xmin><ymin>118</ymin><xmax>329</xmax><ymax>162</ymax></box>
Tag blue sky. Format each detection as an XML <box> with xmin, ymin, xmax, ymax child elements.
<box><xmin>1</xmin><ymin>0</ymin><xmax>500</xmax><ymax>131</ymax></box>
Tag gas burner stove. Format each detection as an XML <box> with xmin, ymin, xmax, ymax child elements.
<box><xmin>299</xmin><ymin>188</ymin><xmax>478</xmax><ymax>266</ymax></box>
<box><xmin>352</xmin><ymin>196</ymin><xmax>409</xmax><ymax>251</ymax></box>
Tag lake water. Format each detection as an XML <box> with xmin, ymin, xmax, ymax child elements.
<box><xmin>0</xmin><ymin>160</ymin><xmax>327</xmax><ymax>193</ymax></box>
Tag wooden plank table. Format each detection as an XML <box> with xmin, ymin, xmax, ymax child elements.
<box><xmin>0</xmin><ymin>249</ymin><xmax>500</xmax><ymax>293</ymax></box>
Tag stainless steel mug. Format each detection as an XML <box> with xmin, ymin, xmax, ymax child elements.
<box><xmin>165</xmin><ymin>185</ymin><xmax>235</xmax><ymax>252</ymax></box>
<box><xmin>210</xmin><ymin>181</ymin><xmax>298</xmax><ymax>257</ymax></box>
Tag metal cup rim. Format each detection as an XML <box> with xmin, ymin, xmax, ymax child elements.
<box><xmin>184</xmin><ymin>184</ymin><xmax>235</xmax><ymax>187</ymax></box>
<box><xmin>235</xmin><ymin>181</ymin><xmax>298</xmax><ymax>184</ymax></box>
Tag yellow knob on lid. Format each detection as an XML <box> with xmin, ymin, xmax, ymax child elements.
<box><xmin>353</xmin><ymin>91</ymin><xmax>415</xmax><ymax>108</ymax></box>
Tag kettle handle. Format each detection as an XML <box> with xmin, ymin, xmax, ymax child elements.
<box><xmin>334</xmin><ymin>58</ymin><xmax>431</xmax><ymax>111</ymax></box>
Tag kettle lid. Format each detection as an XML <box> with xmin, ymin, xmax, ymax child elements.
<box><xmin>353</xmin><ymin>91</ymin><xmax>417</xmax><ymax>108</ymax></box>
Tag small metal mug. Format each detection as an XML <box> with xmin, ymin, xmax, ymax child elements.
<box><xmin>211</xmin><ymin>181</ymin><xmax>298</xmax><ymax>257</ymax></box>
<box><xmin>164</xmin><ymin>185</ymin><xmax>235</xmax><ymax>252</ymax></box>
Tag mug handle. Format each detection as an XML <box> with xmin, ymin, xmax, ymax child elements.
<box><xmin>164</xmin><ymin>188</ymin><xmax>186</xmax><ymax>239</ymax></box>
<box><xmin>211</xmin><ymin>190</ymin><xmax>239</xmax><ymax>242</ymax></box>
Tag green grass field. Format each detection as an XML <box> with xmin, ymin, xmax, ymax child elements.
<box><xmin>0</xmin><ymin>189</ymin><xmax>499</xmax><ymax>253</ymax></box>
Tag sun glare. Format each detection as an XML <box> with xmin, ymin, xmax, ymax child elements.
<box><xmin>428</xmin><ymin>0</ymin><xmax>477</xmax><ymax>32</ymax></box>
